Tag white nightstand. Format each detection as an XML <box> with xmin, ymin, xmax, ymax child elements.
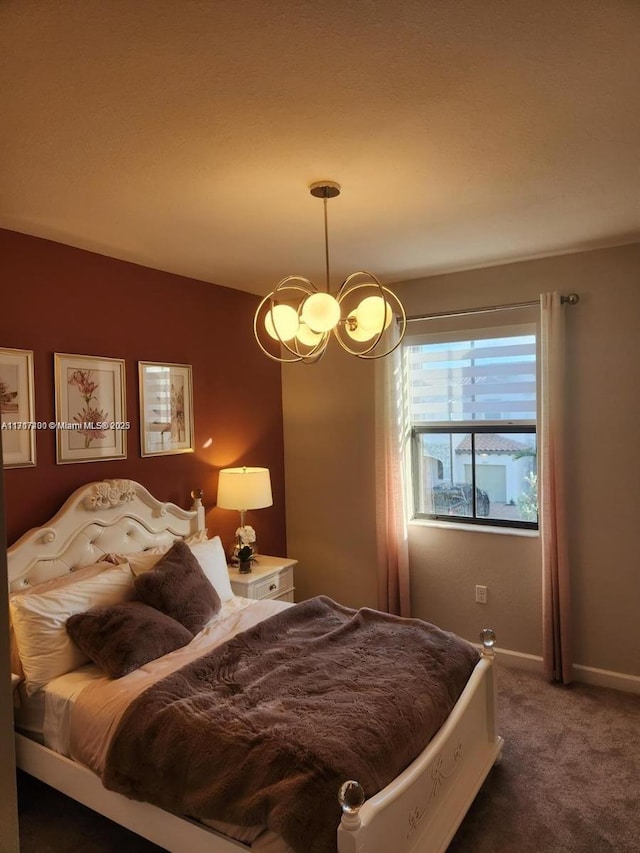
<box><xmin>228</xmin><ymin>555</ymin><xmax>297</xmax><ymax>603</ymax></box>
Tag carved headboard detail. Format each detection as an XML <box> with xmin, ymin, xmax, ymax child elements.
<box><xmin>7</xmin><ymin>479</ymin><xmax>205</xmax><ymax>592</ymax></box>
<box><xmin>82</xmin><ymin>479</ymin><xmax>136</xmax><ymax>511</ymax></box>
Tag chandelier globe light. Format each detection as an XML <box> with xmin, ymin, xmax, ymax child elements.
<box><xmin>265</xmin><ymin>304</ymin><xmax>299</xmax><ymax>342</ymax></box>
<box><xmin>253</xmin><ymin>181</ymin><xmax>407</xmax><ymax>363</ymax></box>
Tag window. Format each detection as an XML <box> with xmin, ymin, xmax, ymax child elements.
<box><xmin>407</xmin><ymin>325</ymin><xmax>538</xmax><ymax>529</ymax></box>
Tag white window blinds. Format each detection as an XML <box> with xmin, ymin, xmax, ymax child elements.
<box><xmin>406</xmin><ymin>326</ymin><xmax>536</xmax><ymax>424</ymax></box>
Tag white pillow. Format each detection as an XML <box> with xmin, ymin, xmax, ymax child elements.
<box><xmin>189</xmin><ymin>536</ymin><xmax>234</xmax><ymax>602</ymax></box>
<box><xmin>10</xmin><ymin>563</ymin><xmax>135</xmax><ymax>695</ymax></box>
<box><xmin>109</xmin><ymin>548</ymin><xmax>165</xmax><ymax>577</ymax></box>
<box><xmin>105</xmin><ymin>530</ymin><xmax>210</xmax><ymax>577</ymax></box>
<box><xmin>10</xmin><ymin>559</ymin><xmax>118</xmax><ymax>680</ymax></box>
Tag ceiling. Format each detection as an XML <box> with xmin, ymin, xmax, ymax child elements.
<box><xmin>2</xmin><ymin>1</ymin><xmax>639</xmax><ymax>296</ymax></box>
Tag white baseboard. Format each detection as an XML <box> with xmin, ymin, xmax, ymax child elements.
<box><xmin>573</xmin><ymin>664</ymin><xmax>640</xmax><ymax>695</ymax></box>
<box><xmin>491</xmin><ymin>646</ymin><xmax>640</xmax><ymax>694</ymax></box>
<box><xmin>493</xmin><ymin>647</ymin><xmax>544</xmax><ymax>673</ymax></box>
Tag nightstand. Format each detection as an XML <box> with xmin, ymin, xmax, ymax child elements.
<box><xmin>228</xmin><ymin>555</ymin><xmax>297</xmax><ymax>603</ymax></box>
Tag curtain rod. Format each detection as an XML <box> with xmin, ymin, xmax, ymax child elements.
<box><xmin>404</xmin><ymin>293</ymin><xmax>579</xmax><ymax>323</ymax></box>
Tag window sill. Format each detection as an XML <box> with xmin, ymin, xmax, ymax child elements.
<box><xmin>408</xmin><ymin>518</ymin><xmax>539</xmax><ymax>538</ymax></box>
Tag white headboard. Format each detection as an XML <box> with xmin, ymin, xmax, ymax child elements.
<box><xmin>7</xmin><ymin>479</ymin><xmax>206</xmax><ymax>592</ymax></box>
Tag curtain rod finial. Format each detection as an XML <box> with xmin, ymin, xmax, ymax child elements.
<box><xmin>563</xmin><ymin>293</ymin><xmax>579</xmax><ymax>305</ymax></box>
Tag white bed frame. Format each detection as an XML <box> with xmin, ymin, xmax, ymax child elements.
<box><xmin>9</xmin><ymin>478</ymin><xmax>503</xmax><ymax>853</ymax></box>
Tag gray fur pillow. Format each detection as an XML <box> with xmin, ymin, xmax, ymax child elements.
<box><xmin>66</xmin><ymin>601</ymin><xmax>193</xmax><ymax>679</ymax></box>
<box><xmin>134</xmin><ymin>539</ymin><xmax>221</xmax><ymax>634</ymax></box>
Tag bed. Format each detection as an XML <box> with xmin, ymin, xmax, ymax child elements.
<box><xmin>8</xmin><ymin>478</ymin><xmax>503</xmax><ymax>853</ymax></box>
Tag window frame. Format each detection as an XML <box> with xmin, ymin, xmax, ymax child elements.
<box><xmin>405</xmin><ymin>321</ymin><xmax>539</xmax><ymax>531</ymax></box>
<box><xmin>411</xmin><ymin>423</ymin><xmax>538</xmax><ymax>529</ymax></box>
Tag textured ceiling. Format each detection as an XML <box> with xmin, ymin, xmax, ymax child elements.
<box><xmin>1</xmin><ymin>1</ymin><xmax>639</xmax><ymax>295</ymax></box>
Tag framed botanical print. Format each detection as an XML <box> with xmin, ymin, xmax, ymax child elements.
<box><xmin>54</xmin><ymin>353</ymin><xmax>127</xmax><ymax>464</ymax></box>
<box><xmin>0</xmin><ymin>347</ymin><xmax>36</xmax><ymax>468</ymax></box>
<box><xmin>139</xmin><ymin>362</ymin><xmax>194</xmax><ymax>457</ymax></box>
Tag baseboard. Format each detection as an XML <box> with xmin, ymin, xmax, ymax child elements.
<box><xmin>572</xmin><ymin>664</ymin><xmax>640</xmax><ymax>695</ymax></box>
<box><xmin>493</xmin><ymin>647</ymin><xmax>544</xmax><ymax>673</ymax></box>
<box><xmin>489</xmin><ymin>646</ymin><xmax>640</xmax><ymax>694</ymax></box>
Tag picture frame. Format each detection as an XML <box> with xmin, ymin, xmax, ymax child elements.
<box><xmin>54</xmin><ymin>353</ymin><xmax>127</xmax><ymax>464</ymax></box>
<box><xmin>0</xmin><ymin>347</ymin><xmax>36</xmax><ymax>468</ymax></box>
<box><xmin>139</xmin><ymin>361</ymin><xmax>194</xmax><ymax>457</ymax></box>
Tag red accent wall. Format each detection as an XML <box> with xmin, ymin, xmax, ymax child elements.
<box><xmin>1</xmin><ymin>229</ymin><xmax>286</xmax><ymax>555</ymax></box>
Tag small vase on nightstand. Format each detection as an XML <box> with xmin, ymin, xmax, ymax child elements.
<box><xmin>236</xmin><ymin>544</ymin><xmax>254</xmax><ymax>573</ymax></box>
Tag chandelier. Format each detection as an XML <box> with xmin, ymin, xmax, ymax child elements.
<box><xmin>253</xmin><ymin>181</ymin><xmax>407</xmax><ymax>363</ymax></box>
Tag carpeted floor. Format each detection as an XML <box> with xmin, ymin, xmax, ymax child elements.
<box><xmin>448</xmin><ymin>666</ymin><xmax>640</xmax><ymax>852</ymax></box>
<box><xmin>17</xmin><ymin>665</ymin><xmax>640</xmax><ymax>852</ymax></box>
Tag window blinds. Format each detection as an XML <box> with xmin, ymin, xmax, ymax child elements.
<box><xmin>407</xmin><ymin>331</ymin><xmax>536</xmax><ymax>424</ymax></box>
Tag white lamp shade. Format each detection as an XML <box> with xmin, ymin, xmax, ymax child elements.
<box><xmin>217</xmin><ymin>467</ymin><xmax>273</xmax><ymax>510</ymax></box>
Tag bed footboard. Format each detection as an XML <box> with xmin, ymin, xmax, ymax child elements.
<box><xmin>338</xmin><ymin>648</ymin><xmax>502</xmax><ymax>853</ymax></box>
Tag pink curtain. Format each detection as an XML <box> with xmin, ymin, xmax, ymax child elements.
<box><xmin>540</xmin><ymin>292</ymin><xmax>572</xmax><ymax>683</ymax></box>
<box><xmin>374</xmin><ymin>342</ymin><xmax>411</xmax><ymax>616</ymax></box>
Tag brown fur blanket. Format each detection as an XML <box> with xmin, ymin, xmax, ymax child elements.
<box><xmin>103</xmin><ymin>596</ymin><xmax>479</xmax><ymax>853</ymax></box>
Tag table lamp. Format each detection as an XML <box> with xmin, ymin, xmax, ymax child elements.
<box><xmin>216</xmin><ymin>466</ymin><xmax>273</xmax><ymax>564</ymax></box>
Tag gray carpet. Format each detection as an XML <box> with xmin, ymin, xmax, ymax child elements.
<box><xmin>17</xmin><ymin>665</ymin><xmax>640</xmax><ymax>852</ymax></box>
<box><xmin>449</xmin><ymin>666</ymin><xmax>640</xmax><ymax>852</ymax></box>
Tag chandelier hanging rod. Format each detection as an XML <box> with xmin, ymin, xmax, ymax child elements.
<box><xmin>310</xmin><ymin>181</ymin><xmax>340</xmax><ymax>294</ymax></box>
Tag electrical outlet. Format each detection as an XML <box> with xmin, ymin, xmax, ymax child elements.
<box><xmin>475</xmin><ymin>585</ymin><xmax>488</xmax><ymax>604</ymax></box>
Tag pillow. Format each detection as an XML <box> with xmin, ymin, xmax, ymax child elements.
<box><xmin>9</xmin><ymin>559</ymin><xmax>118</xmax><ymax>679</ymax></box>
<box><xmin>185</xmin><ymin>529</ymin><xmax>209</xmax><ymax>546</ymax></box>
<box><xmin>134</xmin><ymin>540</ymin><xmax>221</xmax><ymax>634</ymax></box>
<box><xmin>66</xmin><ymin>601</ymin><xmax>193</xmax><ymax>679</ymax></box>
<box><xmin>112</xmin><ymin>548</ymin><xmax>166</xmax><ymax>577</ymax></box>
<box><xmin>10</xmin><ymin>563</ymin><xmax>135</xmax><ymax>695</ymax></box>
<box><xmin>105</xmin><ymin>529</ymin><xmax>210</xmax><ymax>576</ymax></box>
<box><xmin>189</xmin><ymin>536</ymin><xmax>234</xmax><ymax>602</ymax></box>
<box><xmin>13</xmin><ymin>560</ymin><xmax>121</xmax><ymax>598</ymax></box>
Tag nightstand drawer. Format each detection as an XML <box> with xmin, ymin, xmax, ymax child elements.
<box><xmin>254</xmin><ymin>566</ymin><xmax>294</xmax><ymax>600</ymax></box>
<box><xmin>228</xmin><ymin>556</ymin><xmax>297</xmax><ymax>601</ymax></box>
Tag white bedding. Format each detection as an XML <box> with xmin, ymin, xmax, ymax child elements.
<box><xmin>13</xmin><ymin>664</ymin><xmax>99</xmax><ymax>743</ymax></box>
<box><xmin>44</xmin><ymin>664</ymin><xmax>105</xmax><ymax>754</ymax></box>
<box><xmin>14</xmin><ymin>681</ymin><xmax>46</xmax><ymax>738</ymax></box>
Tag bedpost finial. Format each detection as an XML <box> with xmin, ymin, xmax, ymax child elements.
<box><xmin>339</xmin><ymin>780</ymin><xmax>365</xmax><ymax>831</ymax></box>
<box><xmin>480</xmin><ymin>628</ymin><xmax>496</xmax><ymax>656</ymax></box>
<box><xmin>190</xmin><ymin>489</ymin><xmax>206</xmax><ymax>531</ymax></box>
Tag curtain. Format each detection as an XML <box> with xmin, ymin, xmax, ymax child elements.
<box><xmin>540</xmin><ymin>292</ymin><xmax>572</xmax><ymax>683</ymax></box>
<box><xmin>374</xmin><ymin>340</ymin><xmax>411</xmax><ymax>617</ymax></box>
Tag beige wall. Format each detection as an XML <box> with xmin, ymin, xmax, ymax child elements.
<box><xmin>283</xmin><ymin>346</ymin><xmax>378</xmax><ymax>609</ymax></box>
<box><xmin>283</xmin><ymin>242</ymin><xmax>640</xmax><ymax>677</ymax></box>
